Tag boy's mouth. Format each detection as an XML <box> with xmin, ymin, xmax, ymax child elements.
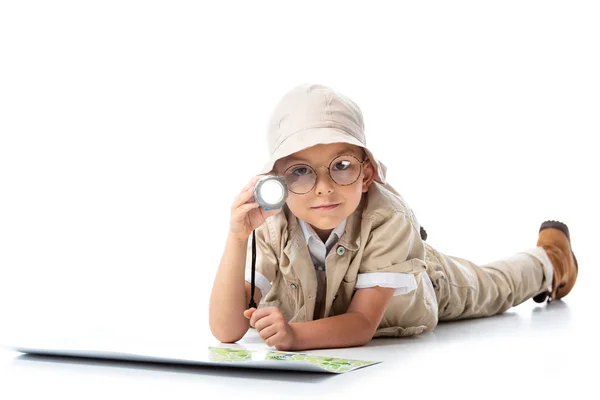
<box><xmin>311</xmin><ymin>203</ymin><xmax>340</xmax><ymax>211</ymax></box>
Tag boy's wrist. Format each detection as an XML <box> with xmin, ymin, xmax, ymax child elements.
<box><xmin>228</xmin><ymin>231</ymin><xmax>249</xmax><ymax>244</ymax></box>
<box><xmin>285</xmin><ymin>322</ymin><xmax>301</xmax><ymax>351</ymax></box>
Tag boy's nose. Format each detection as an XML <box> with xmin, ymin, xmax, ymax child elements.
<box><xmin>313</xmin><ymin>167</ymin><xmax>335</xmax><ymax>195</ymax></box>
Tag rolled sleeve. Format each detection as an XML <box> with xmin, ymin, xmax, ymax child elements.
<box><xmin>244</xmin><ymin>223</ymin><xmax>278</xmax><ymax>298</ymax></box>
<box><xmin>358</xmin><ymin>211</ymin><xmax>427</xmax><ymax>294</ymax></box>
<box><xmin>355</xmin><ymin>272</ymin><xmax>417</xmax><ymax>296</ymax></box>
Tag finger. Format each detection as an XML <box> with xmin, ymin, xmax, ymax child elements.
<box><xmin>249</xmin><ymin>308</ymin><xmax>270</xmax><ymax>328</ymax></box>
<box><xmin>264</xmin><ymin>331</ymin><xmax>285</xmax><ymax>348</ymax></box>
<box><xmin>233</xmin><ymin>187</ymin><xmax>257</xmax><ymax>208</ymax></box>
<box><xmin>242</xmin><ymin>175</ymin><xmax>265</xmax><ymax>192</ymax></box>
<box><xmin>235</xmin><ymin>201</ymin><xmax>260</xmax><ymax>216</ymax></box>
<box><xmin>242</xmin><ymin>181</ymin><xmax>253</xmax><ymax>192</ymax></box>
<box><xmin>254</xmin><ymin>313</ymin><xmax>278</xmax><ymax>332</ymax></box>
<box><xmin>242</xmin><ymin>176</ymin><xmax>258</xmax><ymax>191</ymax></box>
<box><xmin>234</xmin><ymin>176</ymin><xmax>264</xmax><ymax>207</ymax></box>
<box><xmin>249</xmin><ymin>306</ymin><xmax>277</xmax><ymax>327</ymax></box>
<box><xmin>243</xmin><ymin>308</ymin><xmax>256</xmax><ymax>319</ymax></box>
<box><xmin>258</xmin><ymin>324</ymin><xmax>278</xmax><ymax>341</ymax></box>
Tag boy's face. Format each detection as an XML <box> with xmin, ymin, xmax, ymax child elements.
<box><xmin>273</xmin><ymin>142</ymin><xmax>375</xmax><ymax>241</ymax></box>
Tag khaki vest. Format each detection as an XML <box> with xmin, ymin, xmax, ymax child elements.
<box><xmin>246</xmin><ymin>181</ymin><xmax>438</xmax><ymax>337</ymax></box>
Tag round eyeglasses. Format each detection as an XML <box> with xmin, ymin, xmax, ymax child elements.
<box><xmin>282</xmin><ymin>154</ymin><xmax>367</xmax><ymax>194</ymax></box>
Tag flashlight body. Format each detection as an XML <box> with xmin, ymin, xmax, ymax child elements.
<box><xmin>253</xmin><ymin>175</ymin><xmax>288</xmax><ymax>210</ymax></box>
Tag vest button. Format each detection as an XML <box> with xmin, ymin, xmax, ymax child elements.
<box><xmin>336</xmin><ymin>246</ymin><xmax>345</xmax><ymax>256</ymax></box>
<box><xmin>290</xmin><ymin>283</ymin><xmax>298</xmax><ymax>289</ymax></box>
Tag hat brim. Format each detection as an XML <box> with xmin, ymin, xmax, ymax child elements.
<box><xmin>258</xmin><ymin>127</ymin><xmax>387</xmax><ymax>184</ymax></box>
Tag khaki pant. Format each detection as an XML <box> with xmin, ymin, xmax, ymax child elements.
<box><xmin>424</xmin><ymin>242</ymin><xmax>554</xmax><ymax>321</ymax></box>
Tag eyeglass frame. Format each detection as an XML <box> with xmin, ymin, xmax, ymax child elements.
<box><xmin>282</xmin><ymin>154</ymin><xmax>369</xmax><ymax>194</ymax></box>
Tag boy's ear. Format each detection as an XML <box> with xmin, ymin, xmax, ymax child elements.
<box><xmin>361</xmin><ymin>160</ymin><xmax>376</xmax><ymax>192</ymax></box>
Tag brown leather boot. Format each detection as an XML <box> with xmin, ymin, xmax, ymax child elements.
<box><xmin>532</xmin><ymin>220</ymin><xmax>578</xmax><ymax>303</ymax></box>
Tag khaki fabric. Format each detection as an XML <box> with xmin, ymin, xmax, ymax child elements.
<box><xmin>424</xmin><ymin>242</ymin><xmax>552</xmax><ymax>321</ymax></box>
<box><xmin>246</xmin><ymin>180</ymin><xmax>439</xmax><ymax>337</ymax></box>
<box><xmin>245</xmin><ymin>180</ymin><xmax>553</xmax><ymax>337</ymax></box>
<box><xmin>258</xmin><ymin>84</ymin><xmax>388</xmax><ymax>185</ymax></box>
<box><xmin>244</xmin><ymin>84</ymin><xmax>553</xmax><ymax>337</ymax></box>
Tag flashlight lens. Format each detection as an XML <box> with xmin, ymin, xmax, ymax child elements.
<box><xmin>260</xmin><ymin>180</ymin><xmax>284</xmax><ymax>204</ymax></box>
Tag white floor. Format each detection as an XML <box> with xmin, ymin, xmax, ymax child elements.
<box><xmin>2</xmin><ymin>2</ymin><xmax>599</xmax><ymax>398</ymax></box>
<box><xmin>1</xmin><ymin>282</ymin><xmax>595</xmax><ymax>400</ymax></box>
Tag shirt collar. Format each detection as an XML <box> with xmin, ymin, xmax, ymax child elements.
<box><xmin>298</xmin><ymin>218</ymin><xmax>347</xmax><ymax>246</ymax></box>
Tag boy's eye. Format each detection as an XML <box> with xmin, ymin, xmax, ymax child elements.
<box><xmin>333</xmin><ymin>160</ymin><xmax>351</xmax><ymax>171</ymax></box>
<box><xmin>292</xmin><ymin>166</ymin><xmax>311</xmax><ymax>176</ymax></box>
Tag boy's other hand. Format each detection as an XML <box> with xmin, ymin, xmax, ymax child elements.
<box><xmin>244</xmin><ymin>306</ymin><xmax>297</xmax><ymax>351</ymax></box>
<box><xmin>229</xmin><ymin>175</ymin><xmax>283</xmax><ymax>242</ymax></box>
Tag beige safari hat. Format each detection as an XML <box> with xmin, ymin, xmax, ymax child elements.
<box><xmin>258</xmin><ymin>84</ymin><xmax>387</xmax><ymax>184</ymax></box>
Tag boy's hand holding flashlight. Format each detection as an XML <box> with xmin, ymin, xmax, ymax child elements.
<box><xmin>229</xmin><ymin>175</ymin><xmax>287</xmax><ymax>242</ymax></box>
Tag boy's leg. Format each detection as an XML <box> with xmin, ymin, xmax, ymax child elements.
<box><xmin>426</xmin><ymin>220</ymin><xmax>578</xmax><ymax>321</ymax></box>
<box><xmin>425</xmin><ymin>243</ymin><xmax>553</xmax><ymax>321</ymax></box>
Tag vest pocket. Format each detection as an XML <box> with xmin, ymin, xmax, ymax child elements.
<box><xmin>277</xmin><ymin>275</ymin><xmax>301</xmax><ymax>321</ymax></box>
<box><xmin>332</xmin><ymin>279</ymin><xmax>356</xmax><ymax>316</ymax></box>
<box><xmin>289</xmin><ymin>304</ymin><xmax>307</xmax><ymax>323</ymax></box>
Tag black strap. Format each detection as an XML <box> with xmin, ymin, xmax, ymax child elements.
<box><xmin>248</xmin><ymin>229</ymin><xmax>257</xmax><ymax>309</ymax></box>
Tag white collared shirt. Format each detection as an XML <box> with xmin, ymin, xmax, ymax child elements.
<box><xmin>298</xmin><ymin>218</ymin><xmax>346</xmax><ymax>320</ymax></box>
<box><xmin>298</xmin><ymin>218</ymin><xmax>347</xmax><ymax>272</ymax></box>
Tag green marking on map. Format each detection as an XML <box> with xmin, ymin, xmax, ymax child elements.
<box><xmin>208</xmin><ymin>347</ymin><xmax>376</xmax><ymax>373</ymax></box>
<box><xmin>208</xmin><ymin>347</ymin><xmax>252</xmax><ymax>362</ymax></box>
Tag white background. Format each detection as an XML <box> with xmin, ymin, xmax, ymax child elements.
<box><xmin>1</xmin><ymin>1</ymin><xmax>599</xmax><ymax>399</ymax></box>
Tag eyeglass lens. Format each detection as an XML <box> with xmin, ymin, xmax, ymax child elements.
<box><xmin>283</xmin><ymin>155</ymin><xmax>362</xmax><ymax>194</ymax></box>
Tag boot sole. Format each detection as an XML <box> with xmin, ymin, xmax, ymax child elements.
<box><xmin>533</xmin><ymin>220</ymin><xmax>578</xmax><ymax>303</ymax></box>
<box><xmin>539</xmin><ymin>220</ymin><xmax>578</xmax><ymax>271</ymax></box>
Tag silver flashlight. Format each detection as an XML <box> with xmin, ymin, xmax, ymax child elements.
<box><xmin>253</xmin><ymin>175</ymin><xmax>288</xmax><ymax>211</ymax></box>
<box><xmin>248</xmin><ymin>175</ymin><xmax>288</xmax><ymax>309</ymax></box>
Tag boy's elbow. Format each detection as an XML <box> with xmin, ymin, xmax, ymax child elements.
<box><xmin>215</xmin><ymin>335</ymin><xmax>242</xmax><ymax>344</ymax></box>
<box><xmin>209</xmin><ymin>322</ymin><xmax>249</xmax><ymax>344</ymax></box>
<box><xmin>355</xmin><ymin>335</ymin><xmax>371</xmax><ymax>348</ymax></box>
<box><xmin>361</xmin><ymin>327</ymin><xmax>378</xmax><ymax>347</ymax></box>
<box><xmin>210</xmin><ymin>328</ymin><xmax>245</xmax><ymax>344</ymax></box>
<box><xmin>349</xmin><ymin>312</ymin><xmax>379</xmax><ymax>347</ymax></box>
<box><xmin>350</xmin><ymin>330</ymin><xmax>372</xmax><ymax>348</ymax></box>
